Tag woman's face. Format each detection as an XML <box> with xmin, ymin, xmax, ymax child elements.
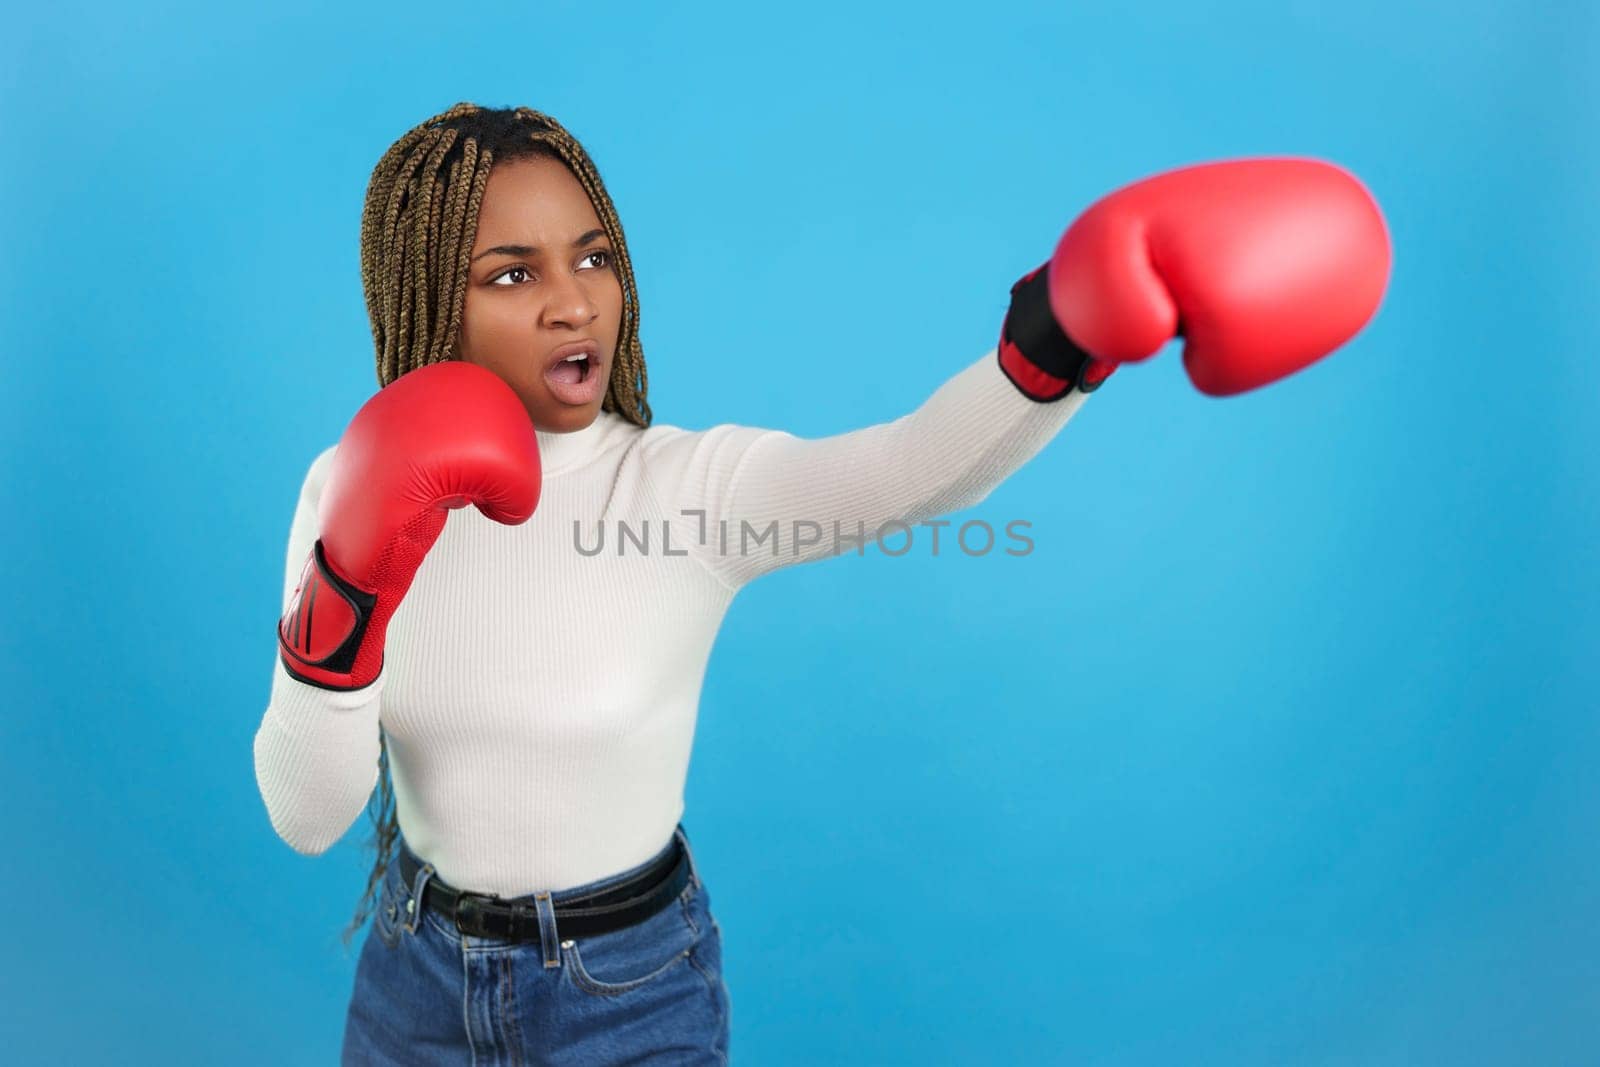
<box><xmin>456</xmin><ymin>156</ymin><xmax>624</xmax><ymax>433</ymax></box>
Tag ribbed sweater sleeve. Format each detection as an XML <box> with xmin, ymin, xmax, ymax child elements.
<box><xmin>643</xmin><ymin>347</ymin><xmax>1095</xmax><ymax>590</ymax></box>
<box><xmin>251</xmin><ymin>445</ymin><xmax>384</xmax><ymax>856</ymax></box>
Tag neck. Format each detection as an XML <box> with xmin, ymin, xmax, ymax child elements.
<box><xmin>534</xmin><ymin>410</ymin><xmax>618</xmax><ymax>476</ymax></box>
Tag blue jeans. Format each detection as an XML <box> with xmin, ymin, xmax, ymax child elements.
<box><xmin>341</xmin><ymin>825</ymin><xmax>732</xmax><ymax>1065</ymax></box>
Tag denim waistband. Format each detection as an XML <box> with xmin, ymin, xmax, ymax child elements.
<box><xmin>395</xmin><ymin>823</ymin><xmax>699</xmax><ymax>905</ymax></box>
<box><xmin>391</xmin><ymin>824</ymin><xmax>704</xmax><ymax>961</ymax></box>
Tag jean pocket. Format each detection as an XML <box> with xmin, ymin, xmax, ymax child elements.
<box><xmin>372</xmin><ymin>867</ymin><xmax>409</xmax><ymax>950</ymax></box>
<box><xmin>692</xmin><ymin>885</ymin><xmax>725</xmax><ymax>976</ymax></box>
<box><xmin>562</xmin><ymin>892</ymin><xmax>702</xmax><ymax>996</ymax></box>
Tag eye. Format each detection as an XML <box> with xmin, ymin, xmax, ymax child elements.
<box><xmin>489</xmin><ymin>266</ymin><xmax>531</xmax><ymax>287</ymax></box>
<box><xmin>488</xmin><ymin>250</ymin><xmax>611</xmax><ymax>287</ymax></box>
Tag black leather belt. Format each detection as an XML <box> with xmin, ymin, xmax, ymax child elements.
<box><xmin>398</xmin><ymin>834</ymin><xmax>690</xmax><ymax>941</ymax></box>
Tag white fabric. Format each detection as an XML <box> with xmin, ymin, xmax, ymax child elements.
<box><xmin>252</xmin><ymin>347</ymin><xmax>1092</xmax><ymax>895</ymax></box>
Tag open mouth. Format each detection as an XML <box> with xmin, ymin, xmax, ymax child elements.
<box><xmin>543</xmin><ymin>347</ymin><xmax>605</xmax><ymax>405</ymax></box>
<box><xmin>547</xmin><ymin>352</ymin><xmax>594</xmax><ymax>385</ymax></box>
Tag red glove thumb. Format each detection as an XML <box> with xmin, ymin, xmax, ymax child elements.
<box><xmin>1048</xmin><ymin>157</ymin><xmax>1392</xmax><ymax>396</ymax></box>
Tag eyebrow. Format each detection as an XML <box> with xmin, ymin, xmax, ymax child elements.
<box><xmin>471</xmin><ymin>228</ymin><xmax>608</xmax><ymax>263</ymax></box>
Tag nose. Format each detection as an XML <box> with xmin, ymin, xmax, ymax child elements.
<box><xmin>541</xmin><ymin>271</ymin><xmax>598</xmax><ymax>332</ymax></box>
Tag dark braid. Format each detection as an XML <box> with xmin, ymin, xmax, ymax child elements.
<box><xmin>341</xmin><ymin>103</ymin><xmax>652</xmax><ymax>950</ymax></box>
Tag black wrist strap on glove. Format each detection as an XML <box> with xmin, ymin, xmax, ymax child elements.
<box><xmin>278</xmin><ymin>538</ymin><xmax>380</xmax><ymax>690</ymax></box>
<box><xmin>996</xmin><ymin>263</ymin><xmax>1111</xmax><ymax>402</ymax></box>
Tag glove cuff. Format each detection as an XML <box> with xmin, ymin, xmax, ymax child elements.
<box><xmin>996</xmin><ymin>262</ymin><xmax>1114</xmax><ymax>402</ymax></box>
<box><xmin>277</xmin><ymin>539</ymin><xmax>381</xmax><ymax>691</ymax></box>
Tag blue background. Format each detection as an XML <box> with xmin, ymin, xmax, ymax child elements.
<box><xmin>4</xmin><ymin>1</ymin><xmax>1596</xmax><ymax>1063</ymax></box>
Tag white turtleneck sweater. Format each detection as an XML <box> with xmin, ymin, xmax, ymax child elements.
<box><xmin>252</xmin><ymin>346</ymin><xmax>1093</xmax><ymax>896</ymax></box>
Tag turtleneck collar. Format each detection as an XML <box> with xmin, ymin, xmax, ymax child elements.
<box><xmin>534</xmin><ymin>409</ymin><xmax>623</xmax><ymax>477</ymax></box>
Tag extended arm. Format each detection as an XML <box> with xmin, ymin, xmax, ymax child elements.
<box><xmin>641</xmin><ymin>331</ymin><xmax>1100</xmax><ymax>592</ymax></box>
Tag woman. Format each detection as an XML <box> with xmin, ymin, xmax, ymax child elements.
<box><xmin>253</xmin><ymin>102</ymin><xmax>1387</xmax><ymax>1064</ymax></box>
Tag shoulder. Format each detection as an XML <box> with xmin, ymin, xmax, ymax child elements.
<box><xmin>635</xmin><ymin>419</ymin><xmax>779</xmax><ymax>473</ymax></box>
<box><xmin>298</xmin><ymin>443</ymin><xmax>339</xmax><ymax>504</ymax></box>
<box><xmin>637</xmin><ymin>418</ymin><xmax>777</xmax><ymax>455</ymax></box>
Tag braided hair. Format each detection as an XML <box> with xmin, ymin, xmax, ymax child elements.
<box><xmin>341</xmin><ymin>102</ymin><xmax>651</xmax><ymax>948</ymax></box>
<box><xmin>360</xmin><ymin>100</ymin><xmax>651</xmax><ymax>419</ymax></box>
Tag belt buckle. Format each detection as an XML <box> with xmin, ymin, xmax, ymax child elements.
<box><xmin>453</xmin><ymin>891</ymin><xmax>503</xmax><ymax>937</ymax></box>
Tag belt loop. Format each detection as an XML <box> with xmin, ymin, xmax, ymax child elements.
<box><xmin>533</xmin><ymin>892</ymin><xmax>561</xmax><ymax>968</ymax></box>
<box><xmin>674</xmin><ymin>824</ymin><xmax>702</xmax><ymax>890</ymax></box>
<box><xmin>404</xmin><ymin>853</ymin><xmax>434</xmax><ymax>935</ymax></box>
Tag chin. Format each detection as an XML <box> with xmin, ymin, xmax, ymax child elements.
<box><xmin>534</xmin><ymin>403</ymin><xmax>602</xmax><ymax>433</ymax></box>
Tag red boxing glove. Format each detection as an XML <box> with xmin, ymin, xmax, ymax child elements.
<box><xmin>1048</xmin><ymin>157</ymin><xmax>1391</xmax><ymax>396</ymax></box>
<box><xmin>277</xmin><ymin>361</ymin><xmax>542</xmax><ymax>691</ymax></box>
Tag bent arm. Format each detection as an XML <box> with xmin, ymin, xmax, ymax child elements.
<box><xmin>252</xmin><ymin>445</ymin><xmax>384</xmax><ymax>856</ymax></box>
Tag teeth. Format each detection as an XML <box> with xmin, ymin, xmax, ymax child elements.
<box><xmin>563</xmin><ymin>353</ymin><xmax>586</xmax><ymax>362</ymax></box>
